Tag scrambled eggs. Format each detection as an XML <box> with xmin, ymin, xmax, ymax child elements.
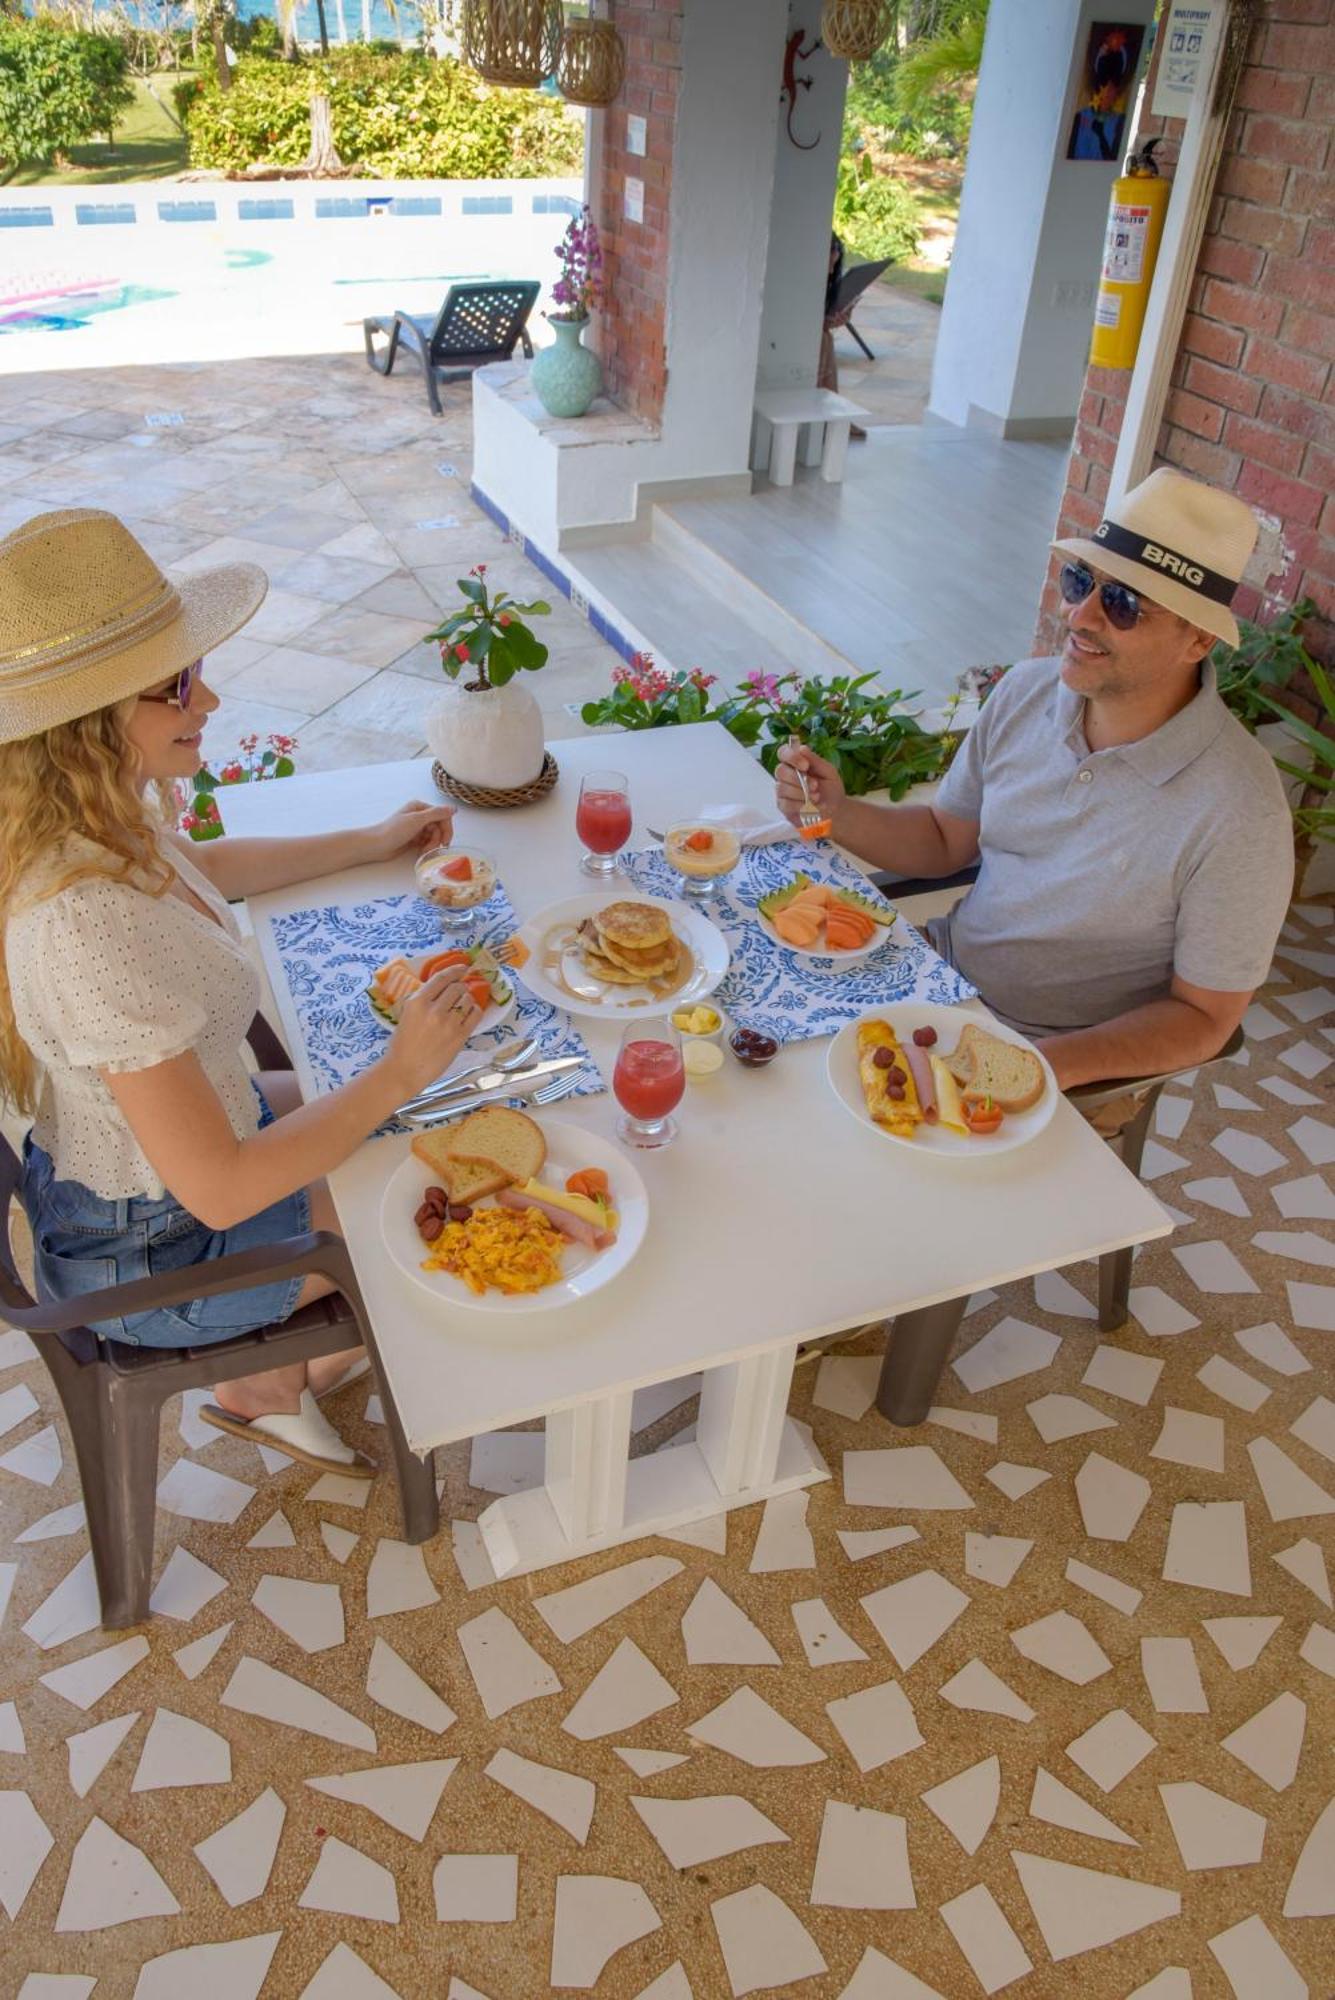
<box><xmin>422</xmin><ymin>1206</ymin><xmax>565</xmax><ymax>1296</ymax></box>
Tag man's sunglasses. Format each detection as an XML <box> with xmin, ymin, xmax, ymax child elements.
<box><xmin>1059</xmin><ymin>561</ymin><xmax>1144</xmax><ymax>632</ymax></box>
<box><xmin>140</xmin><ymin>661</ymin><xmax>199</xmax><ymax>710</ymax></box>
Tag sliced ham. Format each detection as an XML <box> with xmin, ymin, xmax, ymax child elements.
<box><xmin>903</xmin><ymin>1041</ymin><xmax>938</xmax><ymax>1122</ymax></box>
<box><xmin>496</xmin><ymin>1187</ymin><xmax>615</xmax><ymax>1250</ymax></box>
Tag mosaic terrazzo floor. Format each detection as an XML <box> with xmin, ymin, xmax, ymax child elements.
<box><xmin>2</xmin><ymin>900</ymin><xmax>1333</xmax><ymax>1999</ymax></box>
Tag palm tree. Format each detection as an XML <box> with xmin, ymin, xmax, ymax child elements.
<box><xmin>893</xmin><ymin>0</ymin><xmax>988</xmax><ymax>123</ymax></box>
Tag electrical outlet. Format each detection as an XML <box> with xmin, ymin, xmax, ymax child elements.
<box><xmin>626</xmin><ymin>113</ymin><xmax>647</xmax><ymax>157</ymax></box>
<box><xmin>571</xmin><ymin>587</ymin><xmax>589</xmax><ymax>618</ymax></box>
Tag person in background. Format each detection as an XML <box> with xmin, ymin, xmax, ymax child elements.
<box><xmin>817</xmin><ymin>230</ymin><xmax>867</xmax><ymax>439</ymax></box>
<box><xmin>0</xmin><ymin>509</ymin><xmax>481</xmax><ymax>1479</ymax></box>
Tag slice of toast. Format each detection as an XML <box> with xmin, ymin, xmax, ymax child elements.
<box><xmin>410</xmin><ymin>1107</ymin><xmax>547</xmax><ymax>1204</ymax></box>
<box><xmin>945</xmin><ymin>1024</ymin><xmax>1046</xmax><ymax>1113</ymax></box>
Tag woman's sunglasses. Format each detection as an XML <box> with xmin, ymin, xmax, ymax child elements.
<box><xmin>140</xmin><ymin>660</ymin><xmax>199</xmax><ymax>710</ymax></box>
<box><xmin>1059</xmin><ymin>561</ymin><xmax>1144</xmax><ymax>632</ymax></box>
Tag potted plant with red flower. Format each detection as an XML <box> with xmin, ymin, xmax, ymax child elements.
<box><xmin>424</xmin><ymin>564</ymin><xmax>553</xmax><ymax>793</ymax></box>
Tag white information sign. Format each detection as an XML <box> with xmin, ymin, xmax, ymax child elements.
<box><xmin>1151</xmin><ymin>2</ymin><xmax>1222</xmax><ymax>117</ymax></box>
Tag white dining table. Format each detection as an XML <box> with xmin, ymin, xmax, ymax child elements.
<box><xmin>231</xmin><ymin>722</ymin><xmax>1171</xmax><ymax>1581</ymax></box>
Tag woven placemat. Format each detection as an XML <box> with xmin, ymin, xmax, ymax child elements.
<box><xmin>431</xmin><ymin>750</ymin><xmax>560</xmax><ymax>809</ymax></box>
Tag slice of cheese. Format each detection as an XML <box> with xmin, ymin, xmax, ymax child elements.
<box><xmin>929</xmin><ymin>1053</ymin><xmax>969</xmax><ymax>1135</ymax></box>
<box><xmin>520</xmin><ymin>1180</ymin><xmax>618</xmax><ymax>1233</ymax></box>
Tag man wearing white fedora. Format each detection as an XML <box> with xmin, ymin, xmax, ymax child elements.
<box><xmin>777</xmin><ymin>468</ymin><xmax>1294</xmax><ymax>1095</ymax></box>
<box><xmin>0</xmin><ymin>508</ymin><xmax>483</xmax><ymax>1479</ymax></box>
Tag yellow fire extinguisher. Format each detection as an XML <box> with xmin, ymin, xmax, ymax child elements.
<box><xmin>1090</xmin><ymin>137</ymin><xmax>1171</xmax><ymax>369</ymax></box>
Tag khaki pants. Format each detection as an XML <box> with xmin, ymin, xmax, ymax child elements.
<box><xmin>1079</xmin><ymin>1086</ymin><xmax>1155</xmax><ymax>1141</ymax></box>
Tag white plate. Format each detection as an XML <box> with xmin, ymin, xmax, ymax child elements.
<box><xmin>751</xmin><ymin>879</ymin><xmax>897</xmax><ymax>964</ymax></box>
<box><xmin>367</xmin><ymin>951</ymin><xmax>516</xmax><ymax>1044</ymax></box>
<box><xmin>379</xmin><ymin>1118</ymin><xmax>648</xmax><ymax>1315</ymax></box>
<box><xmin>514</xmin><ymin>892</ymin><xmax>729</xmax><ymax>1023</ymax></box>
<box><xmin>826</xmin><ymin>1004</ymin><xmax>1058</xmax><ymax>1159</ymax></box>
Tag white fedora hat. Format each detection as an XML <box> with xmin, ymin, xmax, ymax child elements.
<box><xmin>1053</xmin><ymin>466</ymin><xmax>1258</xmax><ymax>647</ymax></box>
<box><xmin>0</xmin><ymin>508</ymin><xmax>267</xmax><ymax>746</ymax></box>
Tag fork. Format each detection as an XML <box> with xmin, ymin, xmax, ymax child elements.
<box><xmin>404</xmin><ymin>1067</ymin><xmax>584</xmax><ymax>1129</ymax></box>
<box><xmin>789</xmin><ymin>734</ymin><xmax>831</xmax><ymax>838</ymax></box>
<box><xmin>402</xmin><ymin>1036</ymin><xmax>538</xmax><ymax>1116</ymax></box>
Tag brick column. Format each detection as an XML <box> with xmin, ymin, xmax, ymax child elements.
<box><xmin>592</xmin><ymin>0</ymin><xmax>682</xmax><ymax>425</ymax></box>
<box><xmin>1033</xmin><ymin>2</ymin><xmax>1334</xmax><ymax>663</ymax></box>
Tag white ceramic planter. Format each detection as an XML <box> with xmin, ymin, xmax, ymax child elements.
<box><xmin>426</xmin><ymin>679</ymin><xmax>546</xmax><ymax>790</ymax></box>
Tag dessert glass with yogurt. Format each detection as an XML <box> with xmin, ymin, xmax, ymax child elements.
<box><xmin>415</xmin><ymin>846</ymin><xmax>499</xmax><ymax>931</ymax></box>
<box><xmin>662</xmin><ymin>821</ymin><xmax>741</xmax><ymax>902</ymax></box>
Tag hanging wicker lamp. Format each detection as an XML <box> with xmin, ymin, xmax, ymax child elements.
<box><xmin>821</xmin><ymin>0</ymin><xmax>894</xmax><ymax>62</ymax></box>
<box><xmin>557</xmin><ymin>18</ymin><xmax>626</xmax><ymax>107</ymax></box>
<box><xmin>463</xmin><ymin>0</ymin><xmax>564</xmax><ymax>88</ymax></box>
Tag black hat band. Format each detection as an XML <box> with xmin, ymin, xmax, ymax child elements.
<box><xmin>1092</xmin><ymin>518</ymin><xmax>1237</xmax><ymax>606</ymax></box>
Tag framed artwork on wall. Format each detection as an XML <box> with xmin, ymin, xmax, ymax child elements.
<box><xmin>1067</xmin><ymin>22</ymin><xmax>1146</xmax><ymax>161</ymax></box>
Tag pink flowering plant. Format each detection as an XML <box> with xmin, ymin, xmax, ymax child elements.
<box><xmin>427</xmin><ymin>562</ymin><xmax>551</xmax><ymax>689</ymax></box>
<box><xmin>582</xmin><ymin>658</ymin><xmax>956</xmax><ymax>799</ymax></box>
<box><xmin>550</xmin><ymin>203</ymin><xmax>604</xmax><ymax>322</ymax></box>
<box><xmin>182</xmin><ymin>733</ymin><xmax>298</xmax><ymax>842</ymax></box>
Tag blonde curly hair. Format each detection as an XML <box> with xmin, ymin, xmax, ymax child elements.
<box><xmin>0</xmin><ymin>703</ymin><xmax>176</xmax><ymax>1117</ymax></box>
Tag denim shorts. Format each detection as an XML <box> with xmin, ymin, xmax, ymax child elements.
<box><xmin>20</xmin><ymin>1086</ymin><xmax>310</xmax><ymax>1349</ymax></box>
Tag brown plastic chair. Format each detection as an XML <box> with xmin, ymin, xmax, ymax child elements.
<box><xmin>874</xmin><ymin>1023</ymin><xmax>1248</xmax><ymax>1424</ymax></box>
<box><xmin>0</xmin><ymin>1014</ymin><xmax>439</xmax><ymax>1629</ymax></box>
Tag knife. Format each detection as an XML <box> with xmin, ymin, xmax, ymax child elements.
<box><xmin>396</xmin><ymin>1053</ymin><xmax>584</xmax><ymax>1120</ymax></box>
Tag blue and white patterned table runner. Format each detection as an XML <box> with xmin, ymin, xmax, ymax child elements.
<box><xmin>620</xmin><ymin>840</ymin><xmax>976</xmax><ymax>1043</ymax></box>
<box><xmin>268</xmin><ymin>886</ymin><xmax>604</xmax><ymax>1122</ymax></box>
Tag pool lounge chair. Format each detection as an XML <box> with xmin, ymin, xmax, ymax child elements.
<box><xmin>364</xmin><ymin>278</ymin><xmax>541</xmax><ymax>415</ymax></box>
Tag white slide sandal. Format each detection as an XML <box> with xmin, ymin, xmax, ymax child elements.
<box><xmin>200</xmin><ymin>1389</ymin><xmax>376</xmax><ymax>1479</ymax></box>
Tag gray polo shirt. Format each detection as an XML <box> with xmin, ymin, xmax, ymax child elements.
<box><xmin>927</xmin><ymin>656</ymin><xmax>1294</xmax><ymax>1038</ymax></box>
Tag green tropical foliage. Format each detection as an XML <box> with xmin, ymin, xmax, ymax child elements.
<box><xmin>428</xmin><ymin>566</ymin><xmax>551</xmax><ymax>690</ymax></box>
<box><xmin>833</xmin><ymin>151</ymin><xmax>921</xmax><ymax>264</ymax></box>
<box><xmin>179</xmin><ymin>45</ymin><xmax>582</xmax><ymax>176</ymax></box>
<box><xmin>1213</xmin><ymin>601</ymin><xmax>1335</xmax><ymax>845</ymax></box>
<box><xmin>0</xmin><ymin>15</ymin><xmax>135</xmax><ymax>168</ymax></box>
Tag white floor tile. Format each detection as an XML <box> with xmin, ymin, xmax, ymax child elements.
<box><xmin>1234</xmin><ymin>1320</ymin><xmax>1310</xmax><ymax>1374</ymax></box>
<box><xmin>939</xmin><ymin>1882</ymin><xmax>1032</xmax><ymax>1993</ymax></box>
<box><xmin>561</xmin><ymin>1637</ymin><xmax>673</xmax><ymax>1740</ymax></box>
<box><xmin>710</xmin><ymin>1883</ymin><xmax>826</xmax><ymax>1997</ymax></box>
<box><xmin>1173</xmin><ymin>1240</ymin><xmax>1259</xmax><ymax>1294</ymax></box>
<box><xmin>297</xmin><ymin>1944</ymin><xmax>402</xmax><ymax>2000</ymax></box>
<box><xmin>1284</xmin><ymin>1794</ymin><xmax>1335</xmax><ymax>1918</ymax></box>
<box><xmin>1080</xmin><ymin>1346</ymin><xmax>1163</xmax><ymax>1406</ymax></box>
<box><xmin>921</xmin><ymin>1755</ymin><xmax>1000</xmax><ymax>1856</ymax></box>
<box><xmin>984</xmin><ymin>1462</ymin><xmax>1051</xmax><ymax>1500</ymax></box>
<box><xmin>631</xmin><ymin>1793</ymin><xmax>786</xmax><ymax>1870</ymax></box>
<box><xmin>551</xmin><ymin>1874</ymin><xmax>661</xmax><ymax>1989</ymax></box>
<box><xmin>367</xmin><ymin>1538</ymin><xmax>439</xmax><ymax>1617</ymax></box>
<box><xmin>365</xmin><ymin>1638</ymin><xmax>456</xmax><ymax>1735</ymax></box>
<box><xmin>1128</xmin><ymin>1287</ymin><xmax>1201</xmax><ymax>1337</ymax></box>
<box><xmin>193</xmin><ymin>1787</ymin><xmax>286</xmax><ymax>1907</ymax></box>
<box><xmin>0</xmin><ymin>1701</ymin><xmax>23</xmax><ymax>1752</ymax></box>
<box><xmin>130</xmin><ymin>1933</ymin><xmax>281</xmax><ymax>2000</ymax></box>
<box><xmin>0</xmin><ymin>1423</ymin><xmax>62</xmax><ymax>1486</ymax></box>
<box><xmin>253</xmin><ymin>1574</ymin><xmax>345</xmax><ymax>1653</ymax></box>
<box><xmin>1274</xmin><ymin>1536</ymin><xmax>1332</xmax><ymax>1607</ymax></box>
<box><xmin>1012</xmin><ymin>1609</ymin><xmax>1111</xmax><ymax>1685</ymax></box>
<box><xmin>615</xmin><ymin>1747</ymin><xmax>687</xmax><ymax>1777</ymax></box>
<box><xmin>38</xmin><ymin>1634</ymin><xmax>149</xmax><ymax>1712</ymax></box>
<box><xmin>748</xmin><ymin>1488</ymin><xmax>816</xmax><ymax>1572</ymax></box>
<box><xmin>305</xmin><ymin>1470</ymin><xmax>372</xmax><ymax>1509</ymax></box>
<box><xmin>246</xmin><ymin>1509</ymin><xmax>295</xmax><ymax>1550</ymax></box>
<box><xmin>21</xmin><ymin>1551</ymin><xmax>101</xmax><ymax>1651</ymax></box>
<box><xmin>18</xmin><ymin>1502</ymin><xmax>89</xmax><ymax>1545</ymax></box>
<box><xmin>66</xmin><ymin>1711</ymin><xmax>139</xmax><ymax>1799</ymax></box>
<box><xmin>308</xmin><ymin>1758</ymin><xmax>458</xmax><ymax>1841</ymax></box>
<box><xmin>1221</xmin><ymin>1691</ymin><xmax>1306</xmax><ymax>1791</ymax></box>
<box><xmin>457</xmin><ymin>1607</ymin><xmax>561</xmax><ymax>1721</ymax></box>
<box><xmin>810</xmin><ymin>1799</ymin><xmax>914</xmax><ymax>1909</ymax></box>
<box><xmin>1298</xmin><ymin>1622</ymin><xmax>1335</xmax><ymax>1677</ymax></box>
<box><xmin>1066</xmin><ymin>1709</ymin><xmax>1157</xmax><ymax>1792</ymax></box>
<box><xmin>965</xmin><ymin>1534</ymin><xmax>1032</xmax><ymax>1587</ymax></box>
<box><xmin>320</xmin><ymin>1522</ymin><xmax>359</xmax><ymax>1564</ymax></box>
<box><xmin>1028</xmin><ymin>1394</ymin><xmax>1118</xmax><ymax>1443</ymax></box>
<box><xmin>1272</xmin><ymin>1172</ymin><xmax>1335</xmax><ymax>1219</ymax></box>
<box><xmin>156</xmin><ymin>1457</ymin><xmax>255</xmax><ymax>1525</ymax></box>
<box><xmin>836</xmin><ymin>1526</ymin><xmax>921</xmax><ymax>1561</ymax></box>
<box><xmin>221</xmin><ymin>1655</ymin><xmax>375</xmax><ymax>1751</ymax></box>
<box><xmin>824</xmin><ymin>1679</ymin><xmax>924</xmax><ymax>1772</ymax></box>
<box><xmin>484</xmin><ymin>1745</ymin><xmax>595</xmax><ymax>1844</ymax></box>
<box><xmin>1065</xmin><ymin>1559</ymin><xmax>1142</xmax><ymax>1616</ymax></box>
<box><xmin>927</xmin><ymin>1407</ymin><xmax>1000</xmax><ymax>1442</ymax></box>
<box><xmin>1197</xmin><ymin>1354</ymin><xmax>1271</xmax><ymax>1412</ymax></box>
<box><xmin>1029</xmin><ymin>1768</ymin><xmax>1135</xmax><ymax>1845</ymax></box>
<box><xmin>534</xmin><ymin>1555</ymin><xmax>681</xmax><ymax>1642</ymax></box>
<box><xmin>843</xmin><ymin>1444</ymin><xmax>974</xmax><ymax>1510</ymax></box>
<box><xmin>1163</xmin><ymin>1500</ymin><xmax>1252</xmax><ymax>1596</ymax></box>
<box><xmin>791</xmin><ymin>1598</ymin><xmax>869</xmax><ymax>1666</ymax></box>
<box><xmin>681</xmin><ymin>1578</ymin><xmax>780</xmax><ymax>1665</ymax></box>
<box><xmin>1151</xmin><ymin>1407</ymin><xmax>1226</xmax><ymax>1473</ymax></box>
<box><xmin>1248</xmin><ymin>1435</ymin><xmax>1335</xmax><ymax>1520</ymax></box>
<box><xmin>132</xmin><ymin>1706</ymin><xmax>231</xmax><ymax>1791</ymax></box>
<box><xmin>812</xmin><ymin>1355</ymin><xmax>880</xmax><ymax>1420</ymax></box>
<box><xmin>938</xmin><ymin>1659</ymin><xmax>1034</xmax><ymax>1724</ymax></box>
<box><xmin>54</xmin><ymin>1817</ymin><xmax>179</xmax><ymax>1932</ymax></box>
<box><xmin>688</xmin><ymin>1686</ymin><xmax>824</xmax><ymax>1767</ymax></box>
<box><xmin>1141</xmin><ymin>1637</ymin><xmax>1208</xmax><ymax>1714</ymax></box>
<box><xmin>1201</xmin><ymin>1614</ymin><xmax>1282</xmax><ymax>1671</ymax></box>
<box><xmin>298</xmin><ymin>1834</ymin><xmax>398</xmax><ymax>1922</ymax></box>
<box><xmin>149</xmin><ymin>1546</ymin><xmax>227</xmax><ymax>1622</ymax></box>
<box><xmin>433</xmin><ymin>1853</ymin><xmax>518</xmax><ymax>1923</ymax></box>
<box><xmin>1208</xmin><ymin>1915</ymin><xmax>1307</xmax><ymax>1999</ymax></box>
<box><xmin>1211</xmin><ymin>1127</ymin><xmax>1288</xmax><ymax>1176</ymax></box>
<box><xmin>1288</xmin><ymin>1114</ymin><xmax>1335</xmax><ymax>1166</ymax></box>
<box><xmin>1012</xmin><ymin>1849</ymin><xmax>1180</xmax><ymax>1961</ymax></box>
<box><xmin>954</xmin><ymin>1316</ymin><xmax>1061</xmax><ymax>1393</ymax></box>
<box><xmin>1288</xmin><ymin>1277</ymin><xmax>1335</xmax><ymax>1331</ymax></box>
<box><xmin>1075</xmin><ymin>1452</ymin><xmax>1152</xmax><ymax>1541</ymax></box>
<box><xmin>860</xmin><ymin>1570</ymin><xmax>970</xmax><ymax>1670</ymax></box>
<box><xmin>0</xmin><ymin>1792</ymin><xmax>54</xmax><ymax>1920</ymax></box>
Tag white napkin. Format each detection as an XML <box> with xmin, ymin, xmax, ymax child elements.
<box><xmin>696</xmin><ymin>803</ymin><xmax>792</xmax><ymax>847</ymax></box>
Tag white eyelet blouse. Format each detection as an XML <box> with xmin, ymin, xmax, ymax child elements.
<box><xmin>6</xmin><ymin>835</ymin><xmax>262</xmax><ymax>1201</ymax></box>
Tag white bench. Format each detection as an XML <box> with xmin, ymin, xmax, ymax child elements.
<box><xmin>751</xmin><ymin>386</ymin><xmax>870</xmax><ymax>487</ymax></box>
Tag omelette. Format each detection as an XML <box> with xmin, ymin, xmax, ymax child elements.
<box><xmin>857</xmin><ymin>1019</ymin><xmax>924</xmax><ymax>1139</ymax></box>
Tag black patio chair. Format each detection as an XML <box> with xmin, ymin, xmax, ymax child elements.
<box><xmin>364</xmin><ymin>278</ymin><xmax>541</xmax><ymax>416</ymax></box>
<box><xmin>0</xmin><ymin>1013</ymin><xmax>439</xmax><ymax>1630</ymax></box>
<box><xmin>826</xmin><ymin>257</ymin><xmax>892</xmax><ymax>361</ymax></box>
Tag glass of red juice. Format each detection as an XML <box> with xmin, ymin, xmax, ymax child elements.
<box><xmin>576</xmin><ymin>770</ymin><xmax>632</xmax><ymax>878</ymax></box>
<box><xmin>613</xmin><ymin>1017</ymin><xmax>685</xmax><ymax>1150</ymax></box>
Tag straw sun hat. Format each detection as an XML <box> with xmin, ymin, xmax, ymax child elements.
<box><xmin>1054</xmin><ymin>466</ymin><xmax>1258</xmax><ymax>648</ymax></box>
<box><xmin>0</xmin><ymin>509</ymin><xmax>267</xmax><ymax>746</ymax></box>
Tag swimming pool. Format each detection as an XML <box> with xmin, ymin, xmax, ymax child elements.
<box><xmin>0</xmin><ymin>177</ymin><xmax>581</xmax><ymax>373</ymax></box>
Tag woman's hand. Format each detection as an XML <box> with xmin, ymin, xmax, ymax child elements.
<box><xmin>775</xmin><ymin>741</ymin><xmax>846</xmax><ymax>830</ymax></box>
<box><xmin>365</xmin><ymin>799</ymin><xmax>457</xmax><ymax>864</ymax></box>
<box><xmin>383</xmin><ymin>965</ymin><xmax>480</xmax><ymax>1097</ymax></box>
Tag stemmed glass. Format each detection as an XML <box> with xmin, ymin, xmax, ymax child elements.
<box><xmin>576</xmin><ymin>770</ymin><xmax>632</xmax><ymax>878</ymax></box>
<box><xmin>612</xmin><ymin>1017</ymin><xmax>685</xmax><ymax>1150</ymax></box>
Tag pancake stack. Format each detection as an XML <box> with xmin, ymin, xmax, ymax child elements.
<box><xmin>576</xmin><ymin>901</ymin><xmax>683</xmax><ymax>987</ymax></box>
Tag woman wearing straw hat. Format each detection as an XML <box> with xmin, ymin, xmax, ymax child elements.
<box><xmin>0</xmin><ymin>509</ymin><xmax>482</xmax><ymax>1479</ymax></box>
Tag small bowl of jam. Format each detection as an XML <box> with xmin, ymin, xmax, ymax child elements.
<box><xmin>729</xmin><ymin>1026</ymin><xmax>780</xmax><ymax>1069</ymax></box>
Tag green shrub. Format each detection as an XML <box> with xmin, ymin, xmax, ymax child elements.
<box><xmin>0</xmin><ymin>16</ymin><xmax>135</xmax><ymax>168</ymax></box>
<box><xmin>180</xmin><ymin>48</ymin><xmax>583</xmax><ymax>178</ymax></box>
<box><xmin>833</xmin><ymin>153</ymin><xmax>922</xmax><ymax>265</ymax></box>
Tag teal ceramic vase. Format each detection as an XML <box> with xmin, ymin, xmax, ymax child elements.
<box><xmin>530</xmin><ymin>315</ymin><xmax>602</xmax><ymax>418</ymax></box>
